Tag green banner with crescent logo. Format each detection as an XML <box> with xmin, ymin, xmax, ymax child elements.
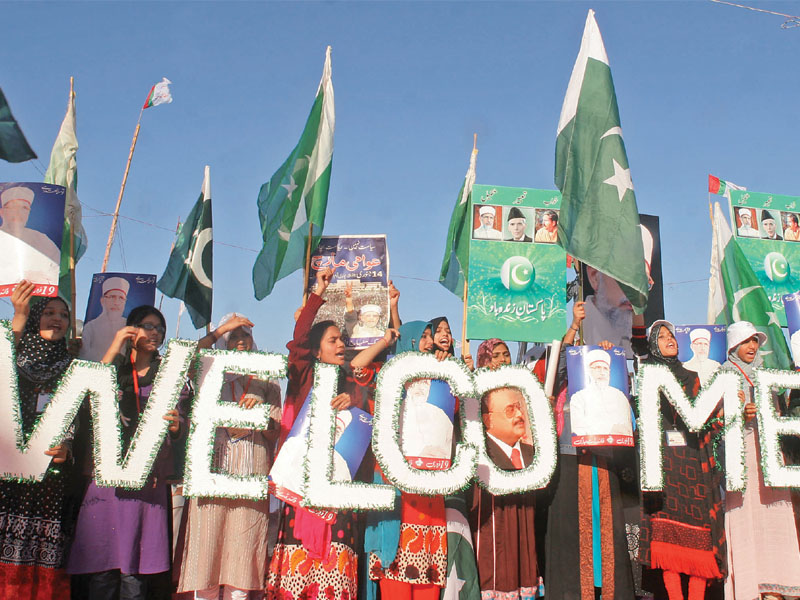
<box><xmin>729</xmin><ymin>189</ymin><xmax>800</xmax><ymax>327</ymax></box>
<box><xmin>466</xmin><ymin>184</ymin><xmax>567</xmax><ymax>343</ymax></box>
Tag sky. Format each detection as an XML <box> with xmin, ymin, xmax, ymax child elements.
<box><xmin>2</xmin><ymin>0</ymin><xmax>800</xmax><ymax>357</ymax></box>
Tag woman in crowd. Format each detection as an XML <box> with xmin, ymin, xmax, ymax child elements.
<box><xmin>0</xmin><ymin>282</ymin><xmax>76</xmax><ymax>599</ymax></box>
<box><xmin>67</xmin><ymin>305</ymin><xmax>185</xmax><ymax>600</ymax></box>
<box><xmin>722</xmin><ymin>321</ymin><xmax>800</xmax><ymax>600</ymax></box>
<box><xmin>637</xmin><ymin>321</ymin><xmax>725</xmax><ymax>600</ymax></box>
<box><xmin>266</xmin><ymin>268</ymin><xmax>359</xmax><ymax>600</ymax></box>
<box><xmin>429</xmin><ymin>317</ymin><xmax>454</xmax><ymax>360</ymax></box>
<box><xmin>545</xmin><ymin>300</ymin><xmax>637</xmax><ymax>600</ymax></box>
<box><xmin>475</xmin><ymin>338</ymin><xmax>512</xmax><ymax>370</ymax></box>
<box><xmin>176</xmin><ymin>313</ymin><xmax>281</xmax><ymax>600</ymax></box>
<box><xmin>361</xmin><ymin>318</ymin><xmax>454</xmax><ymax>600</ymax></box>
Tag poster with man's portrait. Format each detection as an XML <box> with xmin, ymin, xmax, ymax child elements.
<box><xmin>472</xmin><ymin>205</ymin><xmax>503</xmax><ymax>241</ymax></box>
<box><xmin>730</xmin><ymin>190</ymin><xmax>800</xmax><ymax>326</ymax></box>
<box><xmin>400</xmin><ymin>379</ymin><xmax>457</xmax><ymax>470</ymax></box>
<box><xmin>674</xmin><ymin>325</ymin><xmax>727</xmax><ymax>386</ymax></box>
<box><xmin>502</xmin><ymin>206</ymin><xmax>535</xmax><ymax>243</ymax></box>
<box><xmin>80</xmin><ymin>273</ymin><xmax>158</xmax><ymax>362</ymax></box>
<box><xmin>269</xmin><ymin>390</ymin><xmax>372</xmax><ymax>522</ymax></box>
<box><xmin>534</xmin><ymin>209</ymin><xmax>559</xmax><ymax>244</ymax></box>
<box><xmin>783</xmin><ymin>294</ymin><xmax>800</xmax><ymax>367</ymax></box>
<box><xmin>306</xmin><ymin>235</ymin><xmax>389</xmax><ymax>349</ymax></box>
<box><xmin>580</xmin><ymin>214</ymin><xmax>664</xmax><ymax>358</ymax></box>
<box><xmin>566</xmin><ymin>345</ymin><xmax>633</xmax><ymax>447</ymax></box>
<box><xmin>0</xmin><ymin>182</ymin><xmax>66</xmax><ymax>298</ymax></box>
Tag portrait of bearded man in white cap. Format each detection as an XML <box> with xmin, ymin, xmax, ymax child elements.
<box><xmin>473</xmin><ymin>205</ymin><xmax>502</xmax><ymax>240</ymax></box>
<box><xmin>736</xmin><ymin>207</ymin><xmax>759</xmax><ymax>238</ymax></box>
<box><xmin>570</xmin><ymin>348</ymin><xmax>632</xmax><ymax>439</ymax></box>
<box><xmin>80</xmin><ymin>276</ymin><xmax>130</xmax><ymax>361</ymax></box>
<box><xmin>682</xmin><ymin>327</ymin><xmax>722</xmax><ymax>386</ymax></box>
<box><xmin>0</xmin><ymin>185</ymin><xmax>61</xmax><ymax>287</ymax></box>
<box><xmin>350</xmin><ymin>304</ymin><xmax>384</xmax><ymax>338</ymax></box>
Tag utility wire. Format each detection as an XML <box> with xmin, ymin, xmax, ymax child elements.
<box><xmin>709</xmin><ymin>0</ymin><xmax>800</xmax><ymax>28</ymax></box>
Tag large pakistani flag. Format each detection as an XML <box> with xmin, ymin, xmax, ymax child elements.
<box><xmin>555</xmin><ymin>10</ymin><xmax>649</xmax><ymax>314</ymax></box>
<box><xmin>44</xmin><ymin>83</ymin><xmax>87</xmax><ymax>304</ymax></box>
<box><xmin>439</xmin><ymin>146</ymin><xmax>478</xmax><ymax>300</ymax></box>
<box><xmin>708</xmin><ymin>201</ymin><xmax>791</xmax><ymax>370</ymax></box>
<box><xmin>253</xmin><ymin>46</ymin><xmax>334</xmax><ymax>300</ymax></box>
<box><xmin>441</xmin><ymin>495</ymin><xmax>480</xmax><ymax>600</ymax></box>
<box><xmin>158</xmin><ymin>166</ymin><xmax>213</xmax><ymax>329</ymax></box>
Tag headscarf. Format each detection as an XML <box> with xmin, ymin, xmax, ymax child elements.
<box><xmin>428</xmin><ymin>316</ymin><xmax>454</xmax><ymax>356</ymax></box>
<box><xmin>396</xmin><ymin>320</ymin><xmax>431</xmax><ymax>354</ymax></box>
<box><xmin>647</xmin><ymin>321</ymin><xmax>696</xmax><ymax>392</ymax></box>
<box><xmin>16</xmin><ymin>298</ymin><xmax>72</xmax><ymax>389</ymax></box>
<box><xmin>214</xmin><ymin>312</ymin><xmax>257</xmax><ymax>351</ymax></box>
<box><xmin>725</xmin><ymin>343</ymin><xmax>763</xmax><ymax>382</ymax></box>
<box><xmin>476</xmin><ymin>338</ymin><xmax>506</xmax><ymax>368</ymax></box>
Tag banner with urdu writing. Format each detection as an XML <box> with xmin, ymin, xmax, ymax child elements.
<box><xmin>729</xmin><ymin>189</ymin><xmax>800</xmax><ymax>326</ymax></box>
<box><xmin>466</xmin><ymin>185</ymin><xmax>567</xmax><ymax>342</ymax></box>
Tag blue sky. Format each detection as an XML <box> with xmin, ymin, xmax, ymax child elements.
<box><xmin>2</xmin><ymin>1</ymin><xmax>800</xmax><ymax>356</ymax></box>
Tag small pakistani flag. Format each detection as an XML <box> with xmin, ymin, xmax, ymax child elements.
<box><xmin>252</xmin><ymin>46</ymin><xmax>334</xmax><ymax>300</ymax></box>
<box><xmin>0</xmin><ymin>87</ymin><xmax>36</xmax><ymax>163</ymax></box>
<box><xmin>157</xmin><ymin>166</ymin><xmax>213</xmax><ymax>329</ymax></box>
<box><xmin>708</xmin><ymin>201</ymin><xmax>791</xmax><ymax>370</ymax></box>
<box><xmin>708</xmin><ymin>174</ymin><xmax>746</xmax><ymax>200</ymax></box>
<box><xmin>555</xmin><ymin>9</ymin><xmax>649</xmax><ymax>314</ymax></box>
<box><xmin>441</xmin><ymin>495</ymin><xmax>480</xmax><ymax>600</ymax></box>
<box><xmin>439</xmin><ymin>145</ymin><xmax>478</xmax><ymax>300</ymax></box>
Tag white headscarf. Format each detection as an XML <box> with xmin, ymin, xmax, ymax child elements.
<box><xmin>214</xmin><ymin>312</ymin><xmax>257</xmax><ymax>351</ymax></box>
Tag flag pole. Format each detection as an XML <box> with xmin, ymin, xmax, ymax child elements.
<box><xmin>158</xmin><ymin>218</ymin><xmax>181</xmax><ymax>311</ymax></box>
<box><xmin>101</xmin><ymin>108</ymin><xmax>144</xmax><ymax>273</ymax></box>
<box><xmin>302</xmin><ymin>220</ymin><xmax>314</xmax><ymax>306</ymax></box>
<box><xmin>68</xmin><ymin>76</ymin><xmax>78</xmax><ymax>339</ymax></box>
<box><xmin>461</xmin><ymin>133</ymin><xmax>478</xmax><ymax>361</ymax></box>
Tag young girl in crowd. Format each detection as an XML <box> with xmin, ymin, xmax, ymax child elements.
<box><xmin>361</xmin><ymin>318</ymin><xmax>454</xmax><ymax>600</ymax></box>
<box><xmin>176</xmin><ymin>313</ymin><xmax>281</xmax><ymax>600</ymax></box>
<box><xmin>67</xmin><ymin>305</ymin><xmax>185</xmax><ymax>600</ymax></box>
<box><xmin>545</xmin><ymin>300</ymin><xmax>638</xmax><ymax>600</ymax></box>
<box><xmin>0</xmin><ymin>282</ymin><xmax>76</xmax><ymax>599</ymax></box>
<box><xmin>475</xmin><ymin>338</ymin><xmax>512</xmax><ymax>369</ymax></box>
<box><xmin>266</xmin><ymin>268</ymin><xmax>358</xmax><ymax>600</ymax></box>
<box><xmin>637</xmin><ymin>321</ymin><xmax>725</xmax><ymax>600</ymax></box>
<box><xmin>722</xmin><ymin>321</ymin><xmax>800</xmax><ymax>600</ymax></box>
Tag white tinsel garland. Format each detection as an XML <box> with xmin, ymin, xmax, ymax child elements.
<box><xmin>302</xmin><ymin>363</ymin><xmax>395</xmax><ymax>511</ymax></box>
<box><xmin>0</xmin><ymin>321</ymin><xmax>89</xmax><ymax>482</ymax></box>
<box><xmin>183</xmin><ymin>349</ymin><xmax>287</xmax><ymax>499</ymax></box>
<box><xmin>372</xmin><ymin>352</ymin><xmax>477</xmax><ymax>497</ymax></box>
<box><xmin>636</xmin><ymin>364</ymin><xmax>744</xmax><ymax>491</ymax></box>
<box><xmin>92</xmin><ymin>339</ymin><xmax>196</xmax><ymax>489</ymax></box>
<box><xmin>470</xmin><ymin>365</ymin><xmax>557</xmax><ymax>494</ymax></box>
<box><xmin>752</xmin><ymin>368</ymin><xmax>800</xmax><ymax>488</ymax></box>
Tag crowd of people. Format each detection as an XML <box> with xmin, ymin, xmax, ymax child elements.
<box><xmin>1</xmin><ymin>267</ymin><xmax>800</xmax><ymax>600</ymax></box>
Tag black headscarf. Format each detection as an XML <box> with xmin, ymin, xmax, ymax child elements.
<box><xmin>647</xmin><ymin>322</ymin><xmax>697</xmax><ymax>393</ymax></box>
<box><xmin>16</xmin><ymin>298</ymin><xmax>72</xmax><ymax>390</ymax></box>
<box><xmin>428</xmin><ymin>316</ymin><xmax>454</xmax><ymax>356</ymax></box>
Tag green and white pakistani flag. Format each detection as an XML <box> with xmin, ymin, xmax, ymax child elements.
<box><xmin>158</xmin><ymin>166</ymin><xmax>213</xmax><ymax>329</ymax></box>
<box><xmin>708</xmin><ymin>201</ymin><xmax>792</xmax><ymax>370</ymax></box>
<box><xmin>555</xmin><ymin>9</ymin><xmax>649</xmax><ymax>314</ymax></box>
<box><xmin>441</xmin><ymin>495</ymin><xmax>480</xmax><ymax>600</ymax></box>
<box><xmin>253</xmin><ymin>46</ymin><xmax>334</xmax><ymax>300</ymax></box>
<box><xmin>439</xmin><ymin>146</ymin><xmax>478</xmax><ymax>300</ymax></box>
<box><xmin>0</xmin><ymin>87</ymin><xmax>36</xmax><ymax>163</ymax></box>
<box><xmin>44</xmin><ymin>84</ymin><xmax>87</xmax><ymax>305</ymax></box>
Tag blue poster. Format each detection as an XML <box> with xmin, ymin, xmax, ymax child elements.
<box><xmin>0</xmin><ymin>182</ymin><xmax>66</xmax><ymax>297</ymax></box>
<box><xmin>674</xmin><ymin>324</ymin><xmax>727</xmax><ymax>386</ymax></box>
<box><xmin>566</xmin><ymin>345</ymin><xmax>632</xmax><ymax>447</ymax></box>
<box><xmin>80</xmin><ymin>273</ymin><xmax>157</xmax><ymax>361</ymax></box>
<box><xmin>783</xmin><ymin>293</ymin><xmax>800</xmax><ymax>367</ymax></box>
<box><xmin>306</xmin><ymin>235</ymin><xmax>390</xmax><ymax>349</ymax></box>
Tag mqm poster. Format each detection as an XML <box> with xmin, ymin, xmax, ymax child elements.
<box><xmin>466</xmin><ymin>185</ymin><xmax>567</xmax><ymax>343</ymax></box>
<box><xmin>730</xmin><ymin>189</ymin><xmax>800</xmax><ymax>325</ymax></box>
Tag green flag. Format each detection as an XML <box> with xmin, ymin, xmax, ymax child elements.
<box><xmin>157</xmin><ymin>166</ymin><xmax>213</xmax><ymax>329</ymax></box>
<box><xmin>555</xmin><ymin>10</ymin><xmax>649</xmax><ymax>314</ymax></box>
<box><xmin>0</xmin><ymin>87</ymin><xmax>36</xmax><ymax>163</ymax></box>
<box><xmin>253</xmin><ymin>46</ymin><xmax>334</xmax><ymax>300</ymax></box>
<box><xmin>44</xmin><ymin>84</ymin><xmax>87</xmax><ymax>306</ymax></box>
<box><xmin>441</xmin><ymin>494</ymin><xmax>480</xmax><ymax>600</ymax></box>
<box><xmin>708</xmin><ymin>201</ymin><xmax>792</xmax><ymax>370</ymax></box>
<box><xmin>438</xmin><ymin>147</ymin><xmax>477</xmax><ymax>300</ymax></box>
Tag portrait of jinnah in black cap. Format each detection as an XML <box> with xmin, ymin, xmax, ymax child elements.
<box><xmin>505</xmin><ymin>206</ymin><xmax>533</xmax><ymax>242</ymax></box>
